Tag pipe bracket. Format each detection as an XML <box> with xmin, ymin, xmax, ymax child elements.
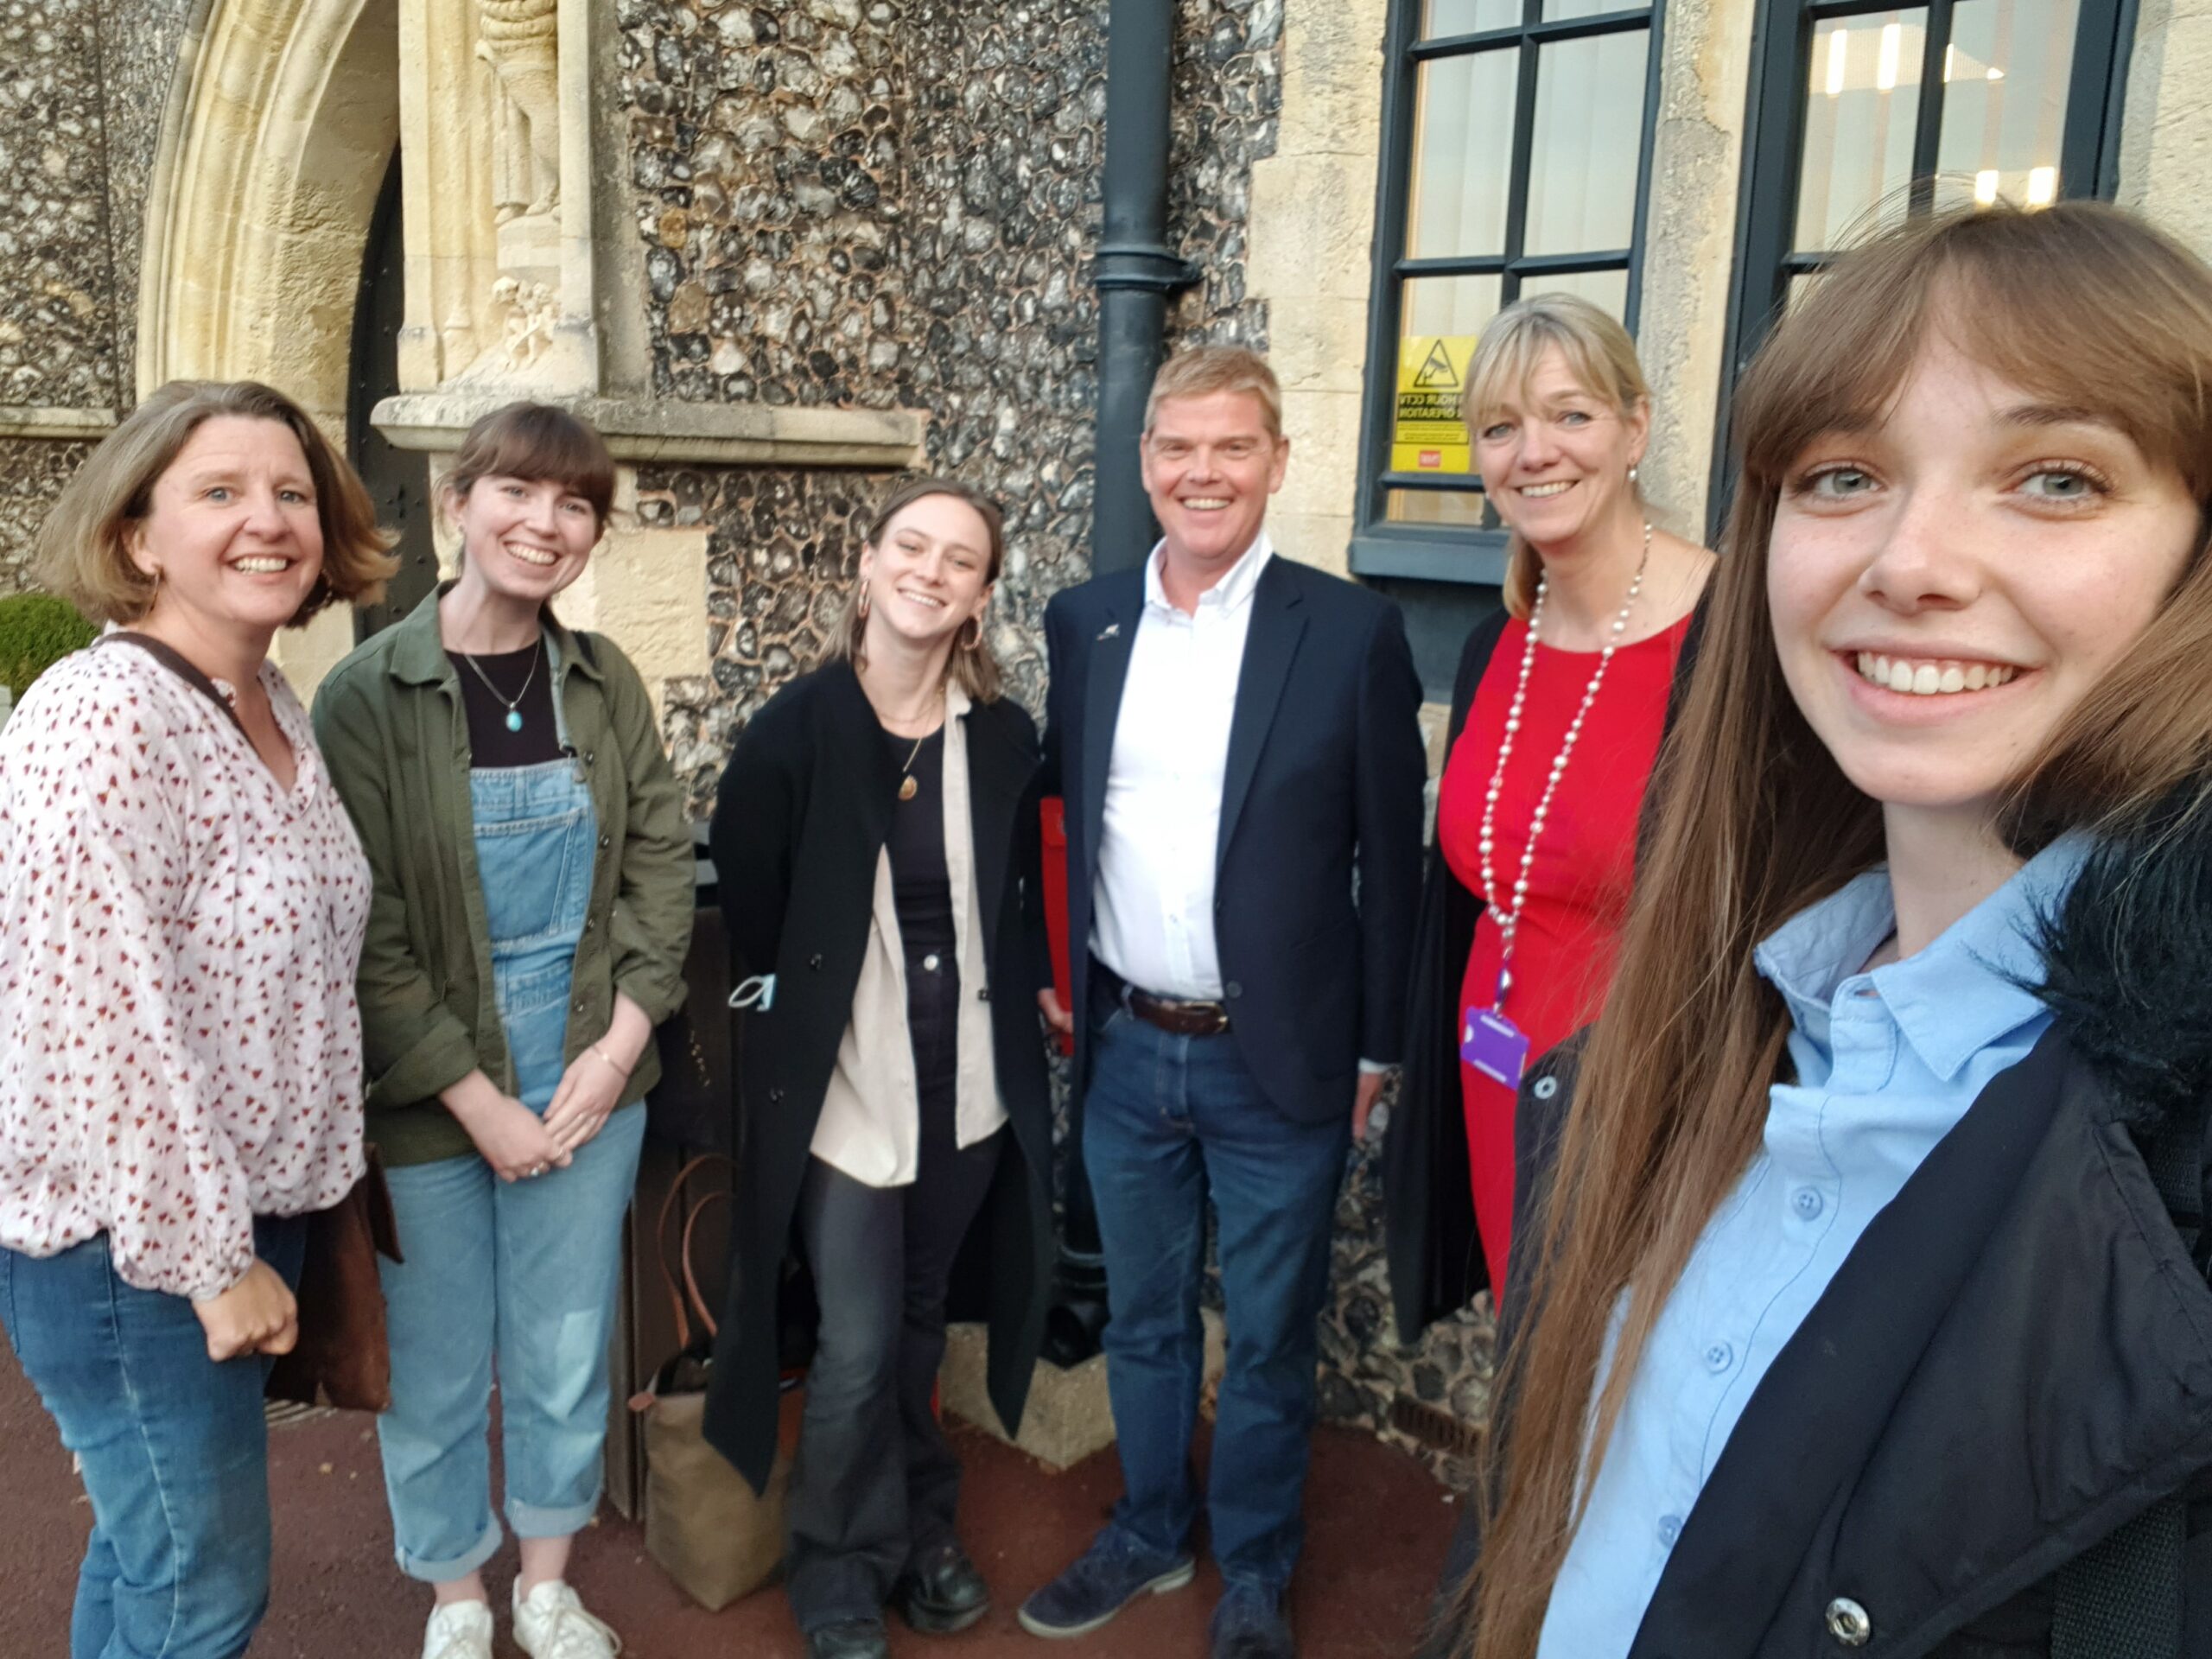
<box><xmin>1094</xmin><ymin>240</ymin><xmax>1204</xmax><ymax>294</ymax></box>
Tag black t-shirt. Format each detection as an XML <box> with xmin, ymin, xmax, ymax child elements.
<box><xmin>448</xmin><ymin>641</ymin><xmax>562</xmax><ymax>768</ymax></box>
<box><xmin>884</xmin><ymin>725</ymin><xmax>955</xmax><ymax>965</ymax></box>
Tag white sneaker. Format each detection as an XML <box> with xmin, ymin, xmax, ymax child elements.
<box><xmin>420</xmin><ymin>1599</ymin><xmax>494</xmax><ymax>1659</ymax></box>
<box><xmin>513</xmin><ymin>1579</ymin><xmax>622</xmax><ymax>1659</ymax></box>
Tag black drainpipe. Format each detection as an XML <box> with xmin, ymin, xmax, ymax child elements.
<box><xmin>1044</xmin><ymin>0</ymin><xmax>1203</xmax><ymax>1368</ymax></box>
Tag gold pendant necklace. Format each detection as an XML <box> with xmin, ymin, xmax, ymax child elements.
<box><xmin>899</xmin><ymin>735</ymin><xmax>923</xmax><ymax>802</ymax></box>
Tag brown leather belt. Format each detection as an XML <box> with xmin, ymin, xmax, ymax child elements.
<box><xmin>1124</xmin><ymin>987</ymin><xmax>1232</xmax><ymax>1038</ymax></box>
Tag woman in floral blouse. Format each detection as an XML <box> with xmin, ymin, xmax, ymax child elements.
<box><xmin>0</xmin><ymin>379</ymin><xmax>396</xmax><ymax>1659</ymax></box>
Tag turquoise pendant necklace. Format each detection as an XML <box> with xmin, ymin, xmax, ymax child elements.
<box><xmin>461</xmin><ymin>635</ymin><xmax>542</xmax><ymax>733</ymax></box>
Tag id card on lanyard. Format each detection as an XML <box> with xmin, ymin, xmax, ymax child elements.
<box><xmin>1461</xmin><ymin>1007</ymin><xmax>1531</xmax><ymax>1090</ymax></box>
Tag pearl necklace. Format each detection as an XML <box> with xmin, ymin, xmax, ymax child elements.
<box><xmin>1478</xmin><ymin>521</ymin><xmax>1652</xmax><ymax>1010</ymax></box>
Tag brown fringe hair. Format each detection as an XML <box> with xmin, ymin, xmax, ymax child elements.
<box><xmin>821</xmin><ymin>477</ymin><xmax>1008</xmax><ymax>704</ymax></box>
<box><xmin>438</xmin><ymin>401</ymin><xmax>617</xmax><ymax>533</ymax></box>
<box><xmin>1451</xmin><ymin>199</ymin><xmax>2212</xmax><ymax>1659</ymax></box>
<box><xmin>35</xmin><ymin>379</ymin><xmax>397</xmax><ymax>626</ymax></box>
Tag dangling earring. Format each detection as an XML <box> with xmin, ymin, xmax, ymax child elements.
<box><xmin>1628</xmin><ymin>463</ymin><xmax>1641</xmax><ymax>485</ymax></box>
<box><xmin>959</xmin><ymin>616</ymin><xmax>984</xmax><ymax>652</ymax></box>
<box><xmin>857</xmin><ymin>586</ymin><xmax>871</xmax><ymax>621</ymax></box>
<box><xmin>147</xmin><ymin>566</ymin><xmax>164</xmax><ymax>607</ymax></box>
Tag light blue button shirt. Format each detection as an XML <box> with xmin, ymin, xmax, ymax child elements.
<box><xmin>1535</xmin><ymin>834</ymin><xmax>2088</xmax><ymax>1658</ymax></box>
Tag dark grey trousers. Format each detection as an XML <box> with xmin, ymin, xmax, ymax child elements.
<box><xmin>785</xmin><ymin>1130</ymin><xmax>1001</xmax><ymax>1631</ymax></box>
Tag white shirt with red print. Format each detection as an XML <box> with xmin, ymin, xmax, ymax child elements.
<box><xmin>0</xmin><ymin>642</ymin><xmax>370</xmax><ymax>1298</ymax></box>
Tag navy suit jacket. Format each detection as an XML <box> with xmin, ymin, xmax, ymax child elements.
<box><xmin>1038</xmin><ymin>550</ymin><xmax>1427</xmax><ymax>1125</ymax></box>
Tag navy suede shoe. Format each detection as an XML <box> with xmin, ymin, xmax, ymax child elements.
<box><xmin>1016</xmin><ymin>1529</ymin><xmax>1197</xmax><ymax>1638</ymax></box>
<box><xmin>1210</xmin><ymin>1582</ymin><xmax>1295</xmax><ymax>1659</ymax></box>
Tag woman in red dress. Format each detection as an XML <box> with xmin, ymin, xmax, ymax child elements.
<box><xmin>1387</xmin><ymin>296</ymin><xmax>1712</xmax><ymax>1325</ymax></box>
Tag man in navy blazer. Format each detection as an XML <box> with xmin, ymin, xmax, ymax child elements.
<box><xmin>1019</xmin><ymin>348</ymin><xmax>1426</xmax><ymax>1658</ymax></box>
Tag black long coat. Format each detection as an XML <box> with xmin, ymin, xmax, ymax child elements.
<box><xmin>700</xmin><ymin>663</ymin><xmax>1054</xmax><ymax>1495</ymax></box>
<box><xmin>1433</xmin><ymin>810</ymin><xmax>2212</xmax><ymax>1656</ymax></box>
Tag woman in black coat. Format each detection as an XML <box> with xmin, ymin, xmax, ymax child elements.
<box><xmin>703</xmin><ymin>480</ymin><xmax>1053</xmax><ymax>1659</ymax></box>
<box><xmin>1436</xmin><ymin>201</ymin><xmax>2212</xmax><ymax>1659</ymax></box>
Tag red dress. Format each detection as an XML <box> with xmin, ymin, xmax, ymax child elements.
<box><xmin>1436</xmin><ymin>613</ymin><xmax>1692</xmax><ymax>1294</ymax></box>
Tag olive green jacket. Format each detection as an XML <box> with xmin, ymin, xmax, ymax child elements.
<box><xmin>312</xmin><ymin>588</ymin><xmax>696</xmax><ymax>1167</ymax></box>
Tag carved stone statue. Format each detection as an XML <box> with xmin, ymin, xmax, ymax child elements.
<box><xmin>478</xmin><ymin>0</ymin><xmax>560</xmax><ymax>224</ymax></box>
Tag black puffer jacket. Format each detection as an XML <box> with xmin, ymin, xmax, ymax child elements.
<box><xmin>1449</xmin><ymin>803</ymin><xmax>2212</xmax><ymax>1658</ymax></box>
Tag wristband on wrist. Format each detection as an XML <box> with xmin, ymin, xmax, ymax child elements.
<box><xmin>589</xmin><ymin>1042</ymin><xmax>633</xmax><ymax>1079</ymax></box>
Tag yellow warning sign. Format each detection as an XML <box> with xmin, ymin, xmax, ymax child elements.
<box><xmin>1391</xmin><ymin>334</ymin><xmax>1477</xmax><ymax>475</ymax></box>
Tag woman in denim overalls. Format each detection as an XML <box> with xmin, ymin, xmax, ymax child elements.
<box><xmin>315</xmin><ymin>404</ymin><xmax>694</xmax><ymax>1659</ymax></box>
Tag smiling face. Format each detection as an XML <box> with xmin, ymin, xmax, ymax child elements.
<box><xmin>859</xmin><ymin>491</ymin><xmax>996</xmax><ymax>658</ymax></box>
<box><xmin>1140</xmin><ymin>390</ymin><xmax>1289</xmax><ymax>575</ymax></box>
<box><xmin>128</xmin><ymin>416</ymin><xmax>326</xmax><ymax>641</ymax></box>
<box><xmin>1472</xmin><ymin>346</ymin><xmax>1649</xmax><ymax>553</ymax></box>
<box><xmin>450</xmin><ymin>474</ymin><xmax>601</xmax><ymax>605</ymax></box>
<box><xmin>1768</xmin><ymin>327</ymin><xmax>2202</xmax><ymax>829</ymax></box>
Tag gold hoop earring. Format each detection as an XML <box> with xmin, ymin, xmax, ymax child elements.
<box><xmin>959</xmin><ymin>616</ymin><xmax>984</xmax><ymax>652</ymax></box>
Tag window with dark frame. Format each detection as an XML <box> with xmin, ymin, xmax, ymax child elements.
<box><xmin>1713</xmin><ymin>0</ymin><xmax>2132</xmax><ymax>530</ymax></box>
<box><xmin>1353</xmin><ymin>0</ymin><xmax>1667</xmax><ymax>600</ymax></box>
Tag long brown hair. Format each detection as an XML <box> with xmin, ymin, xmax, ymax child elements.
<box><xmin>1453</xmin><ymin>200</ymin><xmax>2212</xmax><ymax>1658</ymax></box>
<box><xmin>822</xmin><ymin>477</ymin><xmax>1008</xmax><ymax>703</ymax></box>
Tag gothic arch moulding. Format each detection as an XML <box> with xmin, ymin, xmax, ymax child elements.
<box><xmin>137</xmin><ymin>0</ymin><xmax>399</xmax><ymax>423</ymax></box>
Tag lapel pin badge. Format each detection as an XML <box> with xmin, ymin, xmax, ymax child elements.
<box><xmin>1096</xmin><ymin>622</ymin><xmax>1121</xmax><ymax>641</ymax></box>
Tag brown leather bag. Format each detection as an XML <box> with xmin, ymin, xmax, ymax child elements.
<box><xmin>264</xmin><ymin>1149</ymin><xmax>404</xmax><ymax>1413</ymax></box>
<box><xmin>630</xmin><ymin>1154</ymin><xmax>798</xmax><ymax>1610</ymax></box>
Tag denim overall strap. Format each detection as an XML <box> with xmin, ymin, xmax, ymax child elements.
<box><xmin>469</xmin><ymin>630</ymin><xmax>598</xmax><ymax>1110</ymax></box>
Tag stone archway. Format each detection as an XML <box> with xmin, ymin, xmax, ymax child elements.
<box><xmin>137</xmin><ymin>0</ymin><xmax>400</xmax><ymax>688</ymax></box>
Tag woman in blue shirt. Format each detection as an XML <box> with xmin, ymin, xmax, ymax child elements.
<box><xmin>1443</xmin><ymin>200</ymin><xmax>2212</xmax><ymax>1657</ymax></box>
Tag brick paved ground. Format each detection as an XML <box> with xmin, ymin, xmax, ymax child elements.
<box><xmin>0</xmin><ymin>1355</ymin><xmax>1458</xmax><ymax>1657</ymax></box>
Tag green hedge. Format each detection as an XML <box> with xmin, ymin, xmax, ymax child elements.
<box><xmin>0</xmin><ymin>593</ymin><xmax>98</xmax><ymax>702</ymax></box>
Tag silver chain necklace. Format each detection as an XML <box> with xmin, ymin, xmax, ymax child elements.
<box><xmin>1478</xmin><ymin>520</ymin><xmax>1652</xmax><ymax>1011</ymax></box>
<box><xmin>460</xmin><ymin>634</ymin><xmax>543</xmax><ymax>734</ymax></box>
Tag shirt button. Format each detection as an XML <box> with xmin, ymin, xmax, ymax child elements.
<box><xmin>1703</xmin><ymin>1340</ymin><xmax>1734</xmax><ymax>1373</ymax></box>
<box><xmin>1825</xmin><ymin>1597</ymin><xmax>1872</xmax><ymax>1647</ymax></box>
<box><xmin>922</xmin><ymin>953</ymin><xmax>941</xmax><ymax>972</ymax></box>
<box><xmin>1793</xmin><ymin>1186</ymin><xmax>1825</xmax><ymax>1219</ymax></box>
<box><xmin>1656</xmin><ymin>1514</ymin><xmax>1682</xmax><ymax>1547</ymax></box>
<box><xmin>1224</xmin><ymin>982</ymin><xmax>1243</xmax><ymax>999</ymax></box>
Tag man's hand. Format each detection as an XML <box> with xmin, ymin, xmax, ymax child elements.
<box><xmin>194</xmin><ymin>1259</ymin><xmax>298</xmax><ymax>1362</ymax></box>
<box><xmin>1353</xmin><ymin>1070</ymin><xmax>1389</xmax><ymax>1141</ymax></box>
<box><xmin>1039</xmin><ymin>988</ymin><xmax>1075</xmax><ymax>1037</ymax></box>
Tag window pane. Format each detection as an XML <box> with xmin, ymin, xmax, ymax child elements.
<box><xmin>1517</xmin><ymin>265</ymin><xmax>1630</xmax><ymax>320</ymax></box>
<box><xmin>1425</xmin><ymin>0</ymin><xmax>1522</xmax><ymax>35</ymax></box>
<box><xmin>1522</xmin><ymin>30</ymin><xmax>1649</xmax><ymax>256</ymax></box>
<box><xmin>1545</xmin><ymin>0</ymin><xmax>1646</xmax><ymax>20</ymax></box>
<box><xmin>1387</xmin><ymin>487</ymin><xmax>1494</xmax><ymax>527</ymax></box>
<box><xmin>1402</xmin><ymin>273</ymin><xmax>1504</xmax><ymax>340</ymax></box>
<box><xmin>1794</xmin><ymin>10</ymin><xmax>1929</xmax><ymax>253</ymax></box>
<box><xmin>1407</xmin><ymin>51</ymin><xmax>1520</xmax><ymax>258</ymax></box>
<box><xmin>1931</xmin><ymin>0</ymin><xmax>2081</xmax><ymax>212</ymax></box>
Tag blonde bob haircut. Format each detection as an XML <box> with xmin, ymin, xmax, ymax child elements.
<box><xmin>34</xmin><ymin>379</ymin><xmax>397</xmax><ymax>627</ymax></box>
<box><xmin>1461</xmin><ymin>293</ymin><xmax>1652</xmax><ymax>620</ymax></box>
<box><xmin>1143</xmin><ymin>345</ymin><xmax>1285</xmax><ymax>441</ymax></box>
<box><xmin>821</xmin><ymin>476</ymin><xmax>1008</xmax><ymax>704</ymax></box>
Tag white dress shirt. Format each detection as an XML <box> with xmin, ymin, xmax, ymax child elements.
<box><xmin>1090</xmin><ymin>533</ymin><xmax>1273</xmax><ymax>1000</ymax></box>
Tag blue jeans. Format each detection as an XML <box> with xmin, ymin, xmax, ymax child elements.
<box><xmin>373</xmin><ymin>1102</ymin><xmax>645</xmax><ymax>1581</ymax></box>
<box><xmin>1082</xmin><ymin>996</ymin><xmax>1351</xmax><ymax>1593</ymax></box>
<box><xmin>0</xmin><ymin>1215</ymin><xmax>308</xmax><ymax>1659</ymax></box>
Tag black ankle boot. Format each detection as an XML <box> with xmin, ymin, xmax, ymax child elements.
<box><xmin>894</xmin><ymin>1541</ymin><xmax>991</xmax><ymax>1635</ymax></box>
